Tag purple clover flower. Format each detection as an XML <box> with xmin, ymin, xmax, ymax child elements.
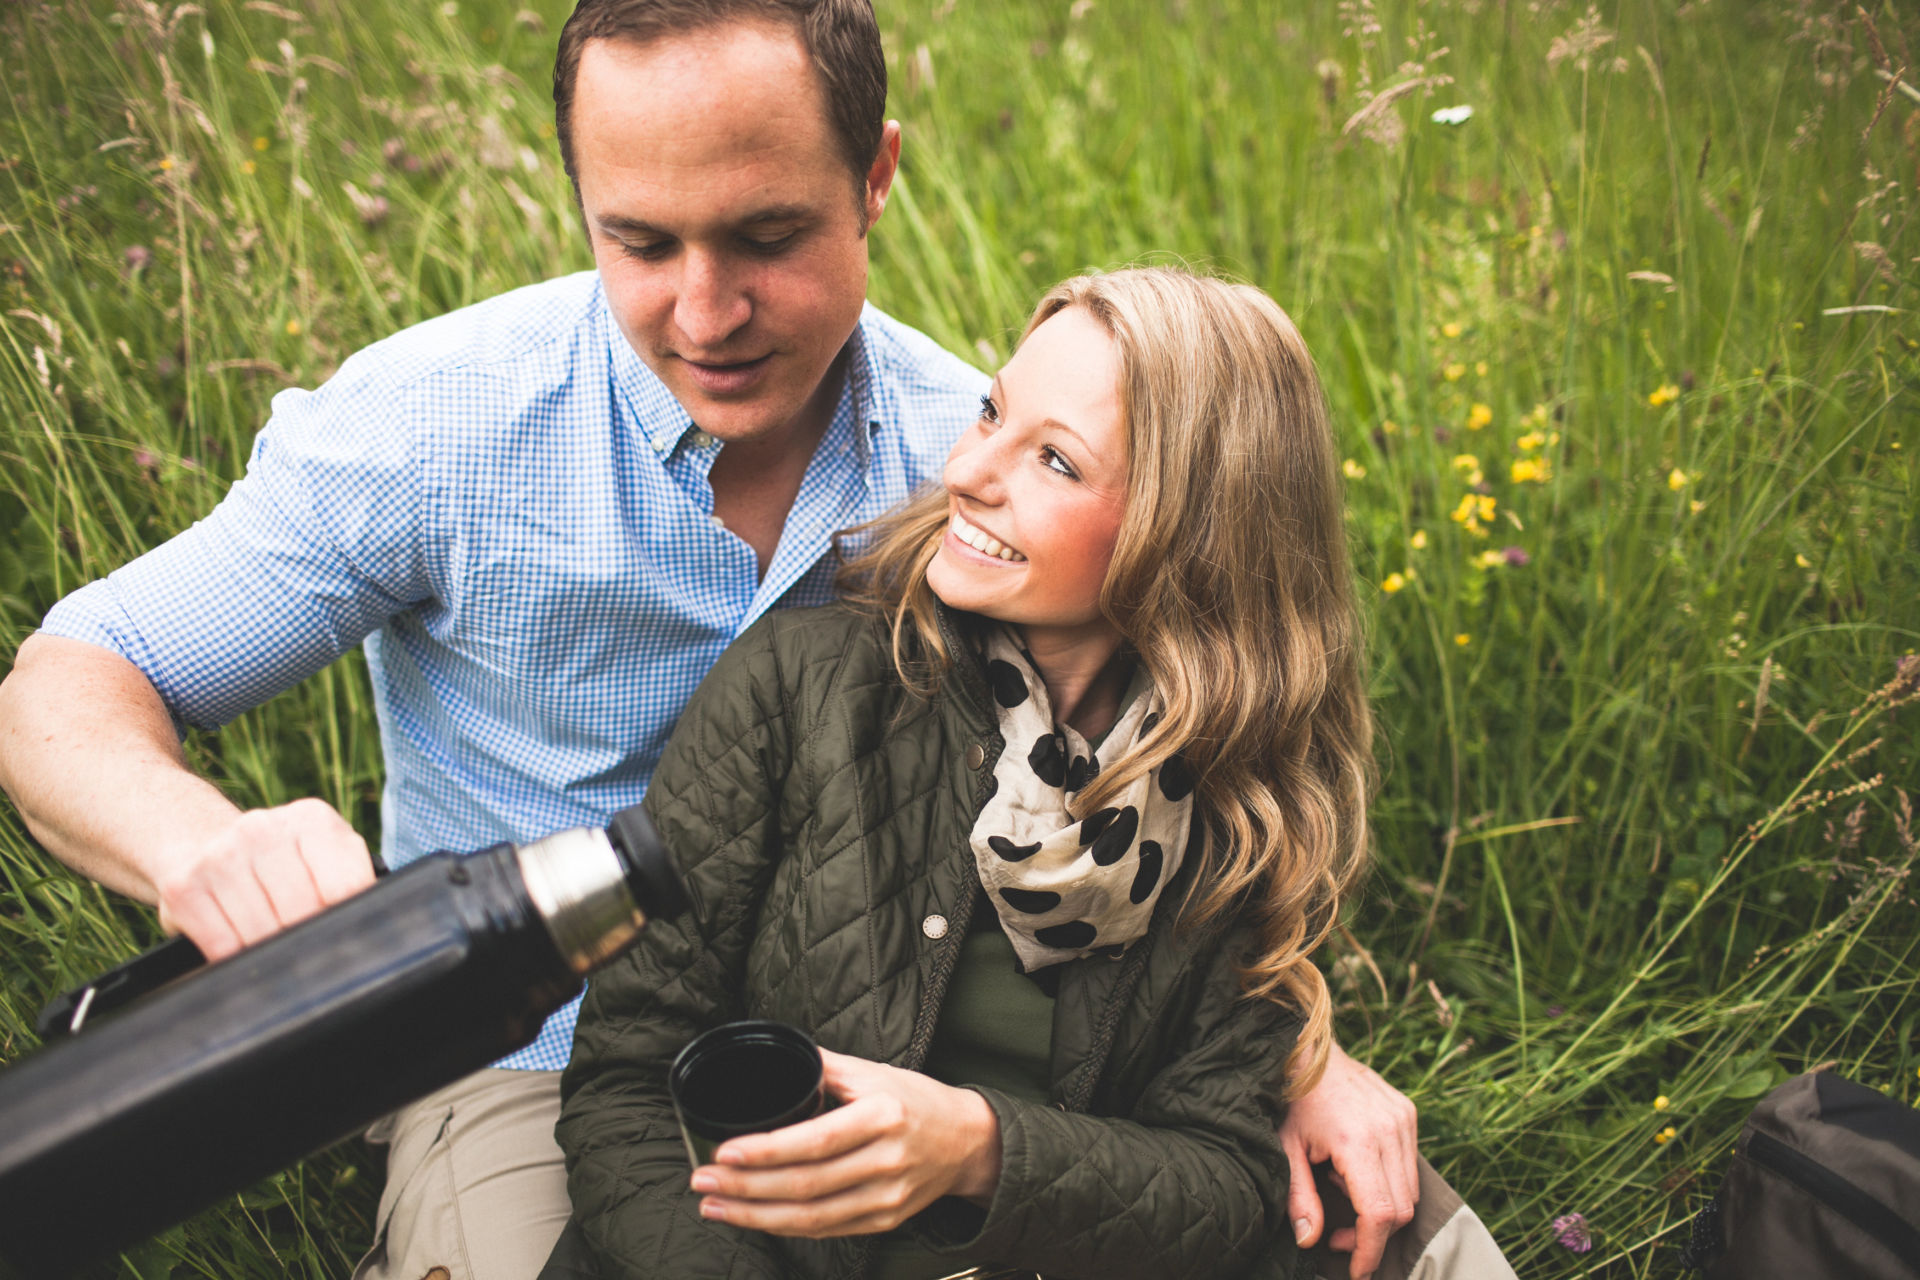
<box><xmin>1551</xmin><ymin>1212</ymin><xmax>1592</xmax><ymax>1253</ymax></box>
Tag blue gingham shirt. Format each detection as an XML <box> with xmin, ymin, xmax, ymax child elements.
<box><xmin>40</xmin><ymin>270</ymin><xmax>987</xmax><ymax>1069</ymax></box>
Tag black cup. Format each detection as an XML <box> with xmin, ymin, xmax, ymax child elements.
<box><xmin>669</xmin><ymin>1020</ymin><xmax>827</xmax><ymax>1168</ymax></box>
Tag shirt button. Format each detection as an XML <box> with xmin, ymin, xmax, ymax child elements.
<box><xmin>690</xmin><ymin>429</ymin><xmax>716</xmax><ymax>449</ymax></box>
<box><xmin>922</xmin><ymin>914</ymin><xmax>949</xmax><ymax>940</ymax></box>
<box><xmin>965</xmin><ymin>743</ymin><xmax>986</xmax><ymax>770</ymax></box>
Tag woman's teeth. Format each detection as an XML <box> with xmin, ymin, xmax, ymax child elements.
<box><xmin>951</xmin><ymin>514</ymin><xmax>1026</xmax><ymax>562</ymax></box>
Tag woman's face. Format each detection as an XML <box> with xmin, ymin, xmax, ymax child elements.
<box><xmin>926</xmin><ymin>305</ymin><xmax>1128</xmax><ymax>651</ymax></box>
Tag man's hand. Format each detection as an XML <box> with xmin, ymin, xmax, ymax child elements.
<box><xmin>689</xmin><ymin>1048</ymin><xmax>1002</xmax><ymax>1238</ymax></box>
<box><xmin>0</xmin><ymin>635</ymin><xmax>375</xmax><ymax>961</ymax></box>
<box><xmin>1280</xmin><ymin>1041</ymin><xmax>1418</xmax><ymax>1280</ymax></box>
<box><xmin>154</xmin><ymin>798</ymin><xmax>376</xmax><ymax>961</ymax></box>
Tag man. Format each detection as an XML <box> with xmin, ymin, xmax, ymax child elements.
<box><xmin>0</xmin><ymin>2</ymin><xmax>1437</xmax><ymax>1278</ymax></box>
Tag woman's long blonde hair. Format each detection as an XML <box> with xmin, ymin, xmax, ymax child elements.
<box><xmin>839</xmin><ymin>267</ymin><xmax>1373</xmax><ymax>1097</ymax></box>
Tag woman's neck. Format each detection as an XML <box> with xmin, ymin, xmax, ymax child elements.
<box><xmin>1018</xmin><ymin>623</ymin><xmax>1132</xmax><ymax>741</ymax></box>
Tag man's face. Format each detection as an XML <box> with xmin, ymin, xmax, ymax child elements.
<box><xmin>570</xmin><ymin>24</ymin><xmax>897</xmax><ymax>445</ymax></box>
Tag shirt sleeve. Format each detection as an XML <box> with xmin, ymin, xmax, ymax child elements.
<box><xmin>38</xmin><ymin>348</ymin><xmax>434</xmax><ymax>731</ymax></box>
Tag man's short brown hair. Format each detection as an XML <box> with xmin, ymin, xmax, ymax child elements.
<box><xmin>553</xmin><ymin>0</ymin><xmax>888</xmax><ymax>195</ymax></box>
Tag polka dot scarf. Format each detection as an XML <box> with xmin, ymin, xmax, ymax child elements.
<box><xmin>970</xmin><ymin>627</ymin><xmax>1196</xmax><ymax>972</ymax></box>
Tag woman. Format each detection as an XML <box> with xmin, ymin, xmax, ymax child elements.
<box><xmin>551</xmin><ymin>267</ymin><xmax>1373</xmax><ymax>1280</ymax></box>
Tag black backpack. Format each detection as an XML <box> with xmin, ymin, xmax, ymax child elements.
<box><xmin>1682</xmin><ymin>1070</ymin><xmax>1920</xmax><ymax>1277</ymax></box>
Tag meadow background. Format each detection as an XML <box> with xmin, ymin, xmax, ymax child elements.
<box><xmin>1</xmin><ymin>0</ymin><xmax>1916</xmax><ymax>1275</ymax></box>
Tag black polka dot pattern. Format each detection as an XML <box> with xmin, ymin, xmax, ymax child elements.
<box><xmin>968</xmin><ymin>627</ymin><xmax>1195</xmax><ymax>968</ymax></box>
<box><xmin>1130</xmin><ymin>841</ymin><xmax>1163</xmax><ymax>904</ymax></box>
<box><xmin>1028</xmin><ymin>733</ymin><xmax>1067</xmax><ymax>788</ymax></box>
<box><xmin>1079</xmin><ymin>807</ymin><xmax>1117</xmax><ymax>845</ymax></box>
<box><xmin>999</xmin><ymin>886</ymin><xmax>1061</xmax><ymax>914</ymax></box>
<box><xmin>1088</xmin><ymin>806</ymin><xmax>1139</xmax><ymax>866</ymax></box>
<box><xmin>1035</xmin><ymin>920</ymin><xmax>1097</xmax><ymax>949</ymax></box>
<box><xmin>1158</xmin><ymin>753</ymin><xmax>1196</xmax><ymax>802</ymax></box>
<box><xmin>988</xmin><ymin>835</ymin><xmax>1041</xmax><ymax>862</ymax></box>
<box><xmin>988</xmin><ymin>659</ymin><xmax>1030</xmax><ymax>708</ymax></box>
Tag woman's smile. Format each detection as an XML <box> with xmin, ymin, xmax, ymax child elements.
<box><xmin>946</xmin><ymin>512</ymin><xmax>1027</xmax><ymax>562</ymax></box>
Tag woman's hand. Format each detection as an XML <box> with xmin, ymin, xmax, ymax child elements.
<box><xmin>689</xmin><ymin>1048</ymin><xmax>1003</xmax><ymax>1238</ymax></box>
<box><xmin>1279</xmin><ymin>1040</ymin><xmax>1419</xmax><ymax>1279</ymax></box>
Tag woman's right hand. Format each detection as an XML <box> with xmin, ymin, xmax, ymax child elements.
<box><xmin>688</xmin><ymin>1048</ymin><xmax>1003</xmax><ymax>1237</ymax></box>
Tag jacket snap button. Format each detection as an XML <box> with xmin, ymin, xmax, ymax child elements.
<box><xmin>922</xmin><ymin>914</ymin><xmax>949</xmax><ymax>940</ymax></box>
<box><xmin>965</xmin><ymin>743</ymin><xmax>986</xmax><ymax>770</ymax></box>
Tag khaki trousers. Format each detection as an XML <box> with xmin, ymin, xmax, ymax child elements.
<box><xmin>1309</xmin><ymin>1155</ymin><xmax>1518</xmax><ymax>1280</ymax></box>
<box><xmin>352</xmin><ymin>1069</ymin><xmax>1514</xmax><ymax>1280</ymax></box>
<box><xmin>352</xmin><ymin>1068</ymin><xmax>571</xmax><ymax>1280</ymax></box>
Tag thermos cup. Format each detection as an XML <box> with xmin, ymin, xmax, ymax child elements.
<box><xmin>669</xmin><ymin>1020</ymin><xmax>829</xmax><ymax>1168</ymax></box>
<box><xmin>0</xmin><ymin>805</ymin><xmax>685</xmax><ymax>1277</ymax></box>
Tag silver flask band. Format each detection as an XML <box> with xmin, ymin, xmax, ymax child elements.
<box><xmin>513</xmin><ymin>827</ymin><xmax>648</xmax><ymax>976</ymax></box>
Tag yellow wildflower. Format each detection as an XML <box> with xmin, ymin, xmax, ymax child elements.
<box><xmin>1511</xmin><ymin>457</ymin><xmax>1552</xmax><ymax>484</ymax></box>
<box><xmin>1648</xmin><ymin>383</ymin><xmax>1680</xmax><ymax>407</ymax></box>
<box><xmin>1449</xmin><ymin>492</ymin><xmax>1496</xmax><ymax>537</ymax></box>
<box><xmin>1467</xmin><ymin>403</ymin><xmax>1493</xmax><ymax>431</ymax></box>
<box><xmin>1443</xmin><ymin>362</ymin><xmax>1467</xmax><ymax>382</ymax></box>
<box><xmin>1382</xmin><ymin>572</ymin><xmax>1406</xmax><ymax>594</ymax></box>
<box><xmin>1410</xmin><ymin>530</ymin><xmax>1429</xmax><ymax>550</ymax></box>
<box><xmin>1689</xmin><ymin>500</ymin><xmax>1705</xmax><ymax>514</ymax></box>
<box><xmin>241</xmin><ymin>160</ymin><xmax>257</xmax><ymax>175</ymax></box>
<box><xmin>1795</xmin><ymin>553</ymin><xmax>1812</xmax><ymax>568</ymax></box>
<box><xmin>1654</xmin><ymin>1096</ymin><xmax>1670</xmax><ymax>1112</ymax></box>
<box><xmin>1516</xmin><ymin>429</ymin><xmax>1547</xmax><ymax>452</ymax></box>
<box><xmin>1343</xmin><ymin>459</ymin><xmax>1367</xmax><ymax>480</ymax></box>
<box><xmin>285</xmin><ymin>319</ymin><xmax>303</xmax><ymax>336</ymax></box>
<box><xmin>1451</xmin><ymin>454</ymin><xmax>1480</xmax><ymax>473</ymax></box>
<box><xmin>1381</xmin><ymin>419</ymin><xmax>1399</xmax><ymax>435</ymax></box>
<box><xmin>253</xmin><ymin>135</ymin><xmax>270</xmax><ymax>152</ymax></box>
<box><xmin>1454</xmin><ymin>633</ymin><xmax>1471</xmax><ymax>647</ymax></box>
<box><xmin>1654</xmin><ymin>1126</ymin><xmax>1678</xmax><ymax>1145</ymax></box>
<box><xmin>1524</xmin><ymin>403</ymin><xmax>1549</xmax><ymax>427</ymax></box>
<box><xmin>1475</xmin><ymin>361</ymin><xmax>1489</xmax><ymax>377</ymax></box>
<box><xmin>1474</xmin><ymin>549</ymin><xmax>1505</xmax><ymax>570</ymax></box>
<box><xmin>1667</xmin><ymin>468</ymin><xmax>1690</xmax><ymax>491</ymax></box>
<box><xmin>1441</xmin><ymin>322</ymin><xmax>1462</xmax><ymax>339</ymax></box>
<box><xmin>159</xmin><ymin>156</ymin><xmax>176</xmax><ymax>171</ymax></box>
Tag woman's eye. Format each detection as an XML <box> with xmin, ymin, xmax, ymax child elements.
<box><xmin>978</xmin><ymin>394</ymin><xmax>1000</xmax><ymax>425</ymax></box>
<box><xmin>1041</xmin><ymin>445</ymin><xmax>1077</xmax><ymax>479</ymax></box>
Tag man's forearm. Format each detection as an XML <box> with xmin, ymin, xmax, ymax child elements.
<box><xmin>0</xmin><ymin>632</ymin><xmax>241</xmax><ymax>904</ymax></box>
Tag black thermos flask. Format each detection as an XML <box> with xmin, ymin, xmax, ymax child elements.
<box><xmin>0</xmin><ymin>806</ymin><xmax>685</xmax><ymax>1276</ymax></box>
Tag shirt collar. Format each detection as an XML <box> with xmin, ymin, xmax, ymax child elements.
<box><xmin>601</xmin><ymin>284</ymin><xmax>890</xmax><ymax>469</ymax></box>
<box><xmin>847</xmin><ymin>305</ymin><xmax>892</xmax><ymax>469</ymax></box>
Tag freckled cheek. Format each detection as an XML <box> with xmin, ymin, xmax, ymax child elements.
<box><xmin>1031</xmin><ymin>504</ymin><xmax>1123</xmax><ymax>599</ymax></box>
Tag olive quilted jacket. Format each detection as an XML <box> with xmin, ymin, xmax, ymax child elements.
<box><xmin>554</xmin><ymin>603</ymin><xmax>1309</xmax><ymax>1280</ymax></box>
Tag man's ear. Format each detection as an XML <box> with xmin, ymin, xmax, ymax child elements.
<box><xmin>863</xmin><ymin>120</ymin><xmax>903</xmax><ymax>231</ymax></box>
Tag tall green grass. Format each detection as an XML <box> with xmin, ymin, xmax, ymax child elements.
<box><xmin>2</xmin><ymin>0</ymin><xmax>1916</xmax><ymax>1275</ymax></box>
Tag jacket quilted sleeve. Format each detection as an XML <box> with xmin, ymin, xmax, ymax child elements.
<box><xmin>914</xmin><ymin>923</ymin><xmax>1304</xmax><ymax>1280</ymax></box>
<box><xmin>556</xmin><ymin>615</ymin><xmax>797</xmax><ymax>1280</ymax></box>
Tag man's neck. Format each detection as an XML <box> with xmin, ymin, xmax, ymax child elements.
<box><xmin>707</xmin><ymin>345</ymin><xmax>851</xmax><ymax>580</ymax></box>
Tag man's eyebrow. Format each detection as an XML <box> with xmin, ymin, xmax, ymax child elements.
<box><xmin>593</xmin><ymin>206</ymin><xmax>817</xmax><ymax>237</ymax></box>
